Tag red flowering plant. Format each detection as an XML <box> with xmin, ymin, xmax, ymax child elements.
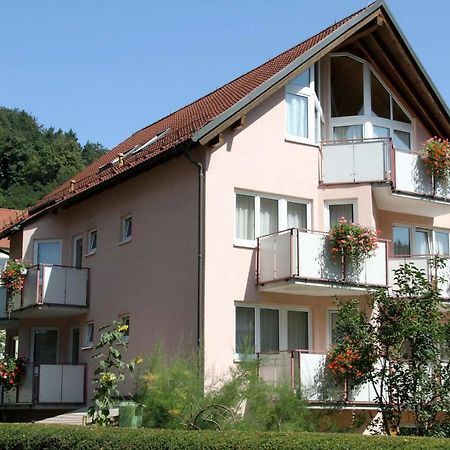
<box><xmin>329</xmin><ymin>218</ymin><xmax>379</xmax><ymax>261</ymax></box>
<box><xmin>0</xmin><ymin>356</ymin><xmax>26</xmax><ymax>391</ymax></box>
<box><xmin>421</xmin><ymin>137</ymin><xmax>450</xmax><ymax>181</ymax></box>
<box><xmin>0</xmin><ymin>259</ymin><xmax>30</xmax><ymax>318</ymax></box>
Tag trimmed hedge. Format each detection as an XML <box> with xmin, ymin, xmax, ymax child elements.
<box><xmin>0</xmin><ymin>425</ymin><xmax>448</xmax><ymax>449</ymax></box>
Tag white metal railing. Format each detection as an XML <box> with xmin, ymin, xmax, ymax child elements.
<box><xmin>321</xmin><ymin>139</ymin><xmax>450</xmax><ymax>200</ymax></box>
<box><xmin>0</xmin><ymin>363</ymin><xmax>85</xmax><ymax>405</ymax></box>
<box><xmin>15</xmin><ymin>264</ymin><xmax>89</xmax><ymax>311</ymax></box>
<box><xmin>257</xmin><ymin>228</ymin><xmax>388</xmax><ymax>288</ymax></box>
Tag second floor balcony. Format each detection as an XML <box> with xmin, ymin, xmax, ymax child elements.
<box><xmin>257</xmin><ymin>228</ymin><xmax>388</xmax><ymax>296</ymax></box>
<box><xmin>321</xmin><ymin>138</ymin><xmax>450</xmax><ymax>217</ymax></box>
<box><xmin>11</xmin><ymin>264</ymin><xmax>89</xmax><ymax>318</ymax></box>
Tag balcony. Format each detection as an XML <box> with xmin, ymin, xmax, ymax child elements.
<box><xmin>12</xmin><ymin>264</ymin><xmax>89</xmax><ymax>318</ymax></box>
<box><xmin>257</xmin><ymin>350</ymin><xmax>377</xmax><ymax>406</ymax></box>
<box><xmin>0</xmin><ymin>363</ymin><xmax>85</xmax><ymax>406</ymax></box>
<box><xmin>321</xmin><ymin>138</ymin><xmax>450</xmax><ymax>217</ymax></box>
<box><xmin>388</xmin><ymin>255</ymin><xmax>450</xmax><ymax>299</ymax></box>
<box><xmin>256</xmin><ymin>228</ymin><xmax>388</xmax><ymax>296</ymax></box>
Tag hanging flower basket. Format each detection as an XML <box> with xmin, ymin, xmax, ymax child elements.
<box><xmin>0</xmin><ymin>259</ymin><xmax>30</xmax><ymax>318</ymax></box>
<box><xmin>421</xmin><ymin>137</ymin><xmax>450</xmax><ymax>190</ymax></box>
<box><xmin>0</xmin><ymin>356</ymin><xmax>26</xmax><ymax>391</ymax></box>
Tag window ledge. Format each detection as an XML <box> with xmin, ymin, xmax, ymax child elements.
<box><xmin>118</xmin><ymin>238</ymin><xmax>132</xmax><ymax>246</ymax></box>
<box><xmin>233</xmin><ymin>241</ymin><xmax>256</xmax><ymax>250</ymax></box>
<box><xmin>81</xmin><ymin>345</ymin><xmax>93</xmax><ymax>351</ymax></box>
<box><xmin>84</xmin><ymin>250</ymin><xmax>97</xmax><ymax>257</ymax></box>
<box><xmin>285</xmin><ymin>136</ymin><xmax>320</xmax><ymax>148</ymax></box>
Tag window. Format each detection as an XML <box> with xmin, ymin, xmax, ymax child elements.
<box><xmin>235</xmin><ymin>192</ymin><xmax>311</xmax><ymax>246</ymax></box>
<box><xmin>393</xmin><ymin>226</ymin><xmax>411</xmax><ymax>255</ymax></box>
<box><xmin>392</xmin><ymin>225</ymin><xmax>449</xmax><ymax>256</ymax></box>
<box><xmin>235</xmin><ymin>305</ymin><xmax>309</xmax><ymax>357</ymax></box>
<box><xmin>88</xmin><ymin>229</ymin><xmax>97</xmax><ymax>254</ymax></box>
<box><xmin>329</xmin><ymin>54</ymin><xmax>412</xmax><ymax>149</ymax></box>
<box><xmin>85</xmin><ymin>322</ymin><xmax>94</xmax><ymax>347</ymax></box>
<box><xmin>415</xmin><ymin>228</ymin><xmax>431</xmax><ymax>255</ymax></box>
<box><xmin>73</xmin><ymin>235</ymin><xmax>83</xmax><ymax>269</ymax></box>
<box><xmin>121</xmin><ymin>315</ymin><xmax>130</xmax><ymax>342</ymax></box>
<box><xmin>34</xmin><ymin>240</ymin><xmax>62</xmax><ymax>265</ymax></box>
<box><xmin>328</xmin><ymin>310</ymin><xmax>338</xmax><ymax>346</ymax></box>
<box><xmin>435</xmin><ymin>232</ymin><xmax>450</xmax><ymax>256</ymax></box>
<box><xmin>71</xmin><ymin>328</ymin><xmax>80</xmax><ymax>364</ymax></box>
<box><xmin>121</xmin><ymin>216</ymin><xmax>132</xmax><ymax>243</ymax></box>
<box><xmin>285</xmin><ymin>66</ymin><xmax>322</xmax><ymax>144</ymax></box>
<box><xmin>326</xmin><ymin>201</ymin><xmax>355</xmax><ymax>229</ymax></box>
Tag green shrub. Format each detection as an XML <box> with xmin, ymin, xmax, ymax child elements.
<box><xmin>0</xmin><ymin>425</ymin><xmax>449</xmax><ymax>449</ymax></box>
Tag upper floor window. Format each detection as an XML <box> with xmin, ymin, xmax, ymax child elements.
<box><xmin>235</xmin><ymin>192</ymin><xmax>310</xmax><ymax>246</ymax></box>
<box><xmin>121</xmin><ymin>216</ymin><xmax>132</xmax><ymax>243</ymax></box>
<box><xmin>393</xmin><ymin>225</ymin><xmax>450</xmax><ymax>256</ymax></box>
<box><xmin>73</xmin><ymin>235</ymin><xmax>83</xmax><ymax>269</ymax></box>
<box><xmin>325</xmin><ymin>200</ymin><xmax>356</xmax><ymax>230</ymax></box>
<box><xmin>87</xmin><ymin>229</ymin><xmax>97</xmax><ymax>254</ymax></box>
<box><xmin>285</xmin><ymin>65</ymin><xmax>322</xmax><ymax>144</ymax></box>
<box><xmin>330</xmin><ymin>54</ymin><xmax>412</xmax><ymax>150</ymax></box>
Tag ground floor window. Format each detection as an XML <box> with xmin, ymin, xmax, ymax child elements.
<box><xmin>235</xmin><ymin>305</ymin><xmax>309</xmax><ymax>357</ymax></box>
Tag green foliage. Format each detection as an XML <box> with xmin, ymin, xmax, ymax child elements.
<box><xmin>0</xmin><ymin>107</ymin><xmax>106</xmax><ymax>209</ymax></box>
<box><xmin>0</xmin><ymin>424</ymin><xmax>450</xmax><ymax>449</ymax></box>
<box><xmin>331</xmin><ymin>262</ymin><xmax>450</xmax><ymax>436</ymax></box>
<box><xmin>88</xmin><ymin>320</ymin><xmax>142</xmax><ymax>426</ymax></box>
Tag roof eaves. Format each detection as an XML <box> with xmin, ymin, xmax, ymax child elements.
<box><xmin>379</xmin><ymin>1</ymin><xmax>450</xmax><ymax>121</ymax></box>
<box><xmin>192</xmin><ymin>0</ymin><xmax>384</xmax><ymax>145</ymax></box>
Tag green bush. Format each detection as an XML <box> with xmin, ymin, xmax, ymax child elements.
<box><xmin>0</xmin><ymin>425</ymin><xmax>449</xmax><ymax>449</ymax></box>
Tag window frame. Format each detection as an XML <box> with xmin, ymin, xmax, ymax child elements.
<box><xmin>234</xmin><ymin>303</ymin><xmax>311</xmax><ymax>360</ymax></box>
<box><xmin>33</xmin><ymin>239</ymin><xmax>62</xmax><ymax>266</ymax></box>
<box><xmin>327</xmin><ymin>309</ymin><xmax>339</xmax><ymax>348</ymax></box>
<box><xmin>234</xmin><ymin>190</ymin><xmax>312</xmax><ymax>248</ymax></box>
<box><xmin>72</xmin><ymin>234</ymin><xmax>83</xmax><ymax>269</ymax></box>
<box><xmin>83</xmin><ymin>322</ymin><xmax>94</xmax><ymax>348</ymax></box>
<box><xmin>120</xmin><ymin>215</ymin><xmax>133</xmax><ymax>244</ymax></box>
<box><xmin>324</xmin><ymin>199</ymin><xmax>357</xmax><ymax>231</ymax></box>
<box><xmin>392</xmin><ymin>224</ymin><xmax>449</xmax><ymax>256</ymax></box>
<box><xmin>87</xmin><ymin>229</ymin><xmax>97</xmax><ymax>255</ymax></box>
<box><xmin>285</xmin><ymin>65</ymin><xmax>322</xmax><ymax>145</ymax></box>
<box><xmin>328</xmin><ymin>53</ymin><xmax>413</xmax><ymax>150</ymax></box>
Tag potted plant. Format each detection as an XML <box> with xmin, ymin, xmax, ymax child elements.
<box><xmin>329</xmin><ymin>218</ymin><xmax>379</xmax><ymax>280</ymax></box>
<box><xmin>421</xmin><ymin>137</ymin><xmax>450</xmax><ymax>194</ymax></box>
<box><xmin>0</xmin><ymin>259</ymin><xmax>30</xmax><ymax>318</ymax></box>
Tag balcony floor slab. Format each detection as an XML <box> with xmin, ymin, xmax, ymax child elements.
<box><xmin>12</xmin><ymin>304</ymin><xmax>88</xmax><ymax>319</ymax></box>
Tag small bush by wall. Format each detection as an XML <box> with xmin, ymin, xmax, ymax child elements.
<box><xmin>0</xmin><ymin>425</ymin><xmax>449</xmax><ymax>449</ymax></box>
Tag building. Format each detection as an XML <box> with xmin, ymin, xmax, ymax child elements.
<box><xmin>0</xmin><ymin>0</ymin><xmax>449</xmax><ymax>420</ymax></box>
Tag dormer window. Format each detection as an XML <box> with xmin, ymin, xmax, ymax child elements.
<box><xmin>285</xmin><ymin>65</ymin><xmax>322</xmax><ymax>145</ymax></box>
<box><xmin>330</xmin><ymin>54</ymin><xmax>412</xmax><ymax>150</ymax></box>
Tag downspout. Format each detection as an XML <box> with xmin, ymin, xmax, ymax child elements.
<box><xmin>183</xmin><ymin>144</ymin><xmax>205</xmax><ymax>359</ymax></box>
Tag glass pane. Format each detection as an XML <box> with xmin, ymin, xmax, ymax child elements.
<box><xmin>260</xmin><ymin>309</ymin><xmax>279</xmax><ymax>353</ymax></box>
<box><xmin>371</xmin><ymin>73</ymin><xmax>390</xmax><ymax>119</ymax></box>
<box><xmin>290</xmin><ymin>69</ymin><xmax>310</xmax><ymax>88</ymax></box>
<box><xmin>373</xmin><ymin>126</ymin><xmax>390</xmax><ymax>139</ymax></box>
<box><xmin>393</xmin><ymin>130</ymin><xmax>411</xmax><ymax>151</ymax></box>
<box><xmin>71</xmin><ymin>329</ymin><xmax>80</xmax><ymax>365</ymax></box>
<box><xmin>329</xmin><ymin>311</ymin><xmax>338</xmax><ymax>346</ymax></box>
<box><xmin>288</xmin><ymin>311</ymin><xmax>309</xmax><ymax>350</ymax></box>
<box><xmin>415</xmin><ymin>229</ymin><xmax>430</xmax><ymax>255</ymax></box>
<box><xmin>124</xmin><ymin>218</ymin><xmax>132</xmax><ymax>239</ymax></box>
<box><xmin>33</xmin><ymin>329</ymin><xmax>58</xmax><ymax>364</ymax></box>
<box><xmin>235</xmin><ymin>194</ymin><xmax>255</xmax><ymax>241</ymax></box>
<box><xmin>89</xmin><ymin>231</ymin><xmax>97</xmax><ymax>251</ymax></box>
<box><xmin>393</xmin><ymin>226</ymin><xmax>410</xmax><ymax>255</ymax></box>
<box><xmin>74</xmin><ymin>238</ymin><xmax>83</xmax><ymax>269</ymax></box>
<box><xmin>333</xmin><ymin>125</ymin><xmax>363</xmax><ymax>141</ymax></box>
<box><xmin>37</xmin><ymin>242</ymin><xmax>61</xmax><ymax>265</ymax></box>
<box><xmin>435</xmin><ymin>232</ymin><xmax>450</xmax><ymax>256</ymax></box>
<box><xmin>287</xmin><ymin>202</ymin><xmax>307</xmax><ymax>229</ymax></box>
<box><xmin>260</xmin><ymin>198</ymin><xmax>278</xmax><ymax>236</ymax></box>
<box><xmin>286</xmin><ymin>93</ymin><xmax>308</xmax><ymax>138</ymax></box>
<box><xmin>393</xmin><ymin>99</ymin><xmax>411</xmax><ymax>124</ymax></box>
<box><xmin>331</xmin><ymin>56</ymin><xmax>364</xmax><ymax>117</ymax></box>
<box><xmin>236</xmin><ymin>307</ymin><xmax>255</xmax><ymax>354</ymax></box>
<box><xmin>329</xmin><ymin>204</ymin><xmax>354</xmax><ymax>227</ymax></box>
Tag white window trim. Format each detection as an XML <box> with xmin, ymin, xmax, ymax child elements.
<box><xmin>234</xmin><ymin>303</ymin><xmax>312</xmax><ymax>360</ymax></box>
<box><xmin>120</xmin><ymin>216</ymin><xmax>132</xmax><ymax>244</ymax></box>
<box><xmin>33</xmin><ymin>239</ymin><xmax>62</xmax><ymax>265</ymax></box>
<box><xmin>82</xmin><ymin>321</ymin><xmax>95</xmax><ymax>349</ymax></box>
<box><xmin>328</xmin><ymin>53</ymin><xmax>413</xmax><ymax>150</ymax></box>
<box><xmin>72</xmin><ymin>234</ymin><xmax>83</xmax><ymax>267</ymax></box>
<box><xmin>86</xmin><ymin>229</ymin><xmax>97</xmax><ymax>256</ymax></box>
<box><xmin>30</xmin><ymin>326</ymin><xmax>59</xmax><ymax>363</ymax></box>
<box><xmin>324</xmin><ymin>199</ymin><xmax>358</xmax><ymax>231</ymax></box>
<box><xmin>285</xmin><ymin>65</ymin><xmax>322</xmax><ymax>145</ymax></box>
<box><xmin>234</xmin><ymin>190</ymin><xmax>312</xmax><ymax>248</ymax></box>
<box><xmin>393</xmin><ymin>224</ymin><xmax>449</xmax><ymax>256</ymax></box>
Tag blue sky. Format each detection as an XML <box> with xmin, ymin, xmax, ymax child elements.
<box><xmin>1</xmin><ymin>1</ymin><xmax>449</xmax><ymax>149</ymax></box>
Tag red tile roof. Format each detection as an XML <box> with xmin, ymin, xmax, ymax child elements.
<box><xmin>0</xmin><ymin>3</ymin><xmax>375</xmax><ymax>234</ymax></box>
<box><xmin>0</xmin><ymin>209</ymin><xmax>21</xmax><ymax>248</ymax></box>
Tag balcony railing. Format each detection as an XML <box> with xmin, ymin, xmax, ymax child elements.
<box><xmin>321</xmin><ymin>138</ymin><xmax>450</xmax><ymax>202</ymax></box>
<box><xmin>0</xmin><ymin>363</ymin><xmax>86</xmax><ymax>405</ymax></box>
<box><xmin>256</xmin><ymin>350</ymin><xmax>377</xmax><ymax>404</ymax></box>
<box><xmin>388</xmin><ymin>255</ymin><xmax>450</xmax><ymax>299</ymax></box>
<box><xmin>12</xmin><ymin>264</ymin><xmax>89</xmax><ymax>315</ymax></box>
<box><xmin>256</xmin><ymin>228</ymin><xmax>388</xmax><ymax>294</ymax></box>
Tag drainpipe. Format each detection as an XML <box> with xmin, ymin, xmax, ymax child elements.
<box><xmin>183</xmin><ymin>144</ymin><xmax>205</xmax><ymax>360</ymax></box>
